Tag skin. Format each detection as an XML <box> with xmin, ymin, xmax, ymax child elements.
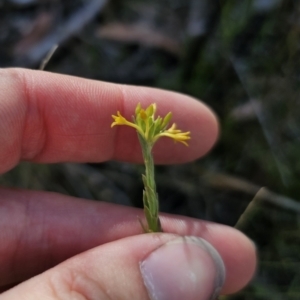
<box><xmin>0</xmin><ymin>68</ymin><xmax>256</xmax><ymax>299</ymax></box>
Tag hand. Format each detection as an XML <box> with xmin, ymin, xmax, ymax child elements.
<box><xmin>0</xmin><ymin>68</ymin><xmax>256</xmax><ymax>300</ymax></box>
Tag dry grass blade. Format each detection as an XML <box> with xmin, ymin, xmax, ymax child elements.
<box><xmin>202</xmin><ymin>172</ymin><xmax>300</xmax><ymax>213</ymax></box>
<box><xmin>39</xmin><ymin>44</ymin><xmax>58</xmax><ymax>70</ymax></box>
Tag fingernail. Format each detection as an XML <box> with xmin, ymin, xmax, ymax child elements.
<box><xmin>140</xmin><ymin>237</ymin><xmax>225</xmax><ymax>300</ymax></box>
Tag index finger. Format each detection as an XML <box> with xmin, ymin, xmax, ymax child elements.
<box><xmin>0</xmin><ymin>68</ymin><xmax>218</xmax><ymax>173</ymax></box>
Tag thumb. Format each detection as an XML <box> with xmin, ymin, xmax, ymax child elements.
<box><xmin>1</xmin><ymin>234</ymin><xmax>225</xmax><ymax>300</ymax></box>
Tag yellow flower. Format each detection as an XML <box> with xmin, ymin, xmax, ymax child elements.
<box><xmin>111</xmin><ymin>103</ymin><xmax>191</xmax><ymax>146</ymax></box>
<box><xmin>111</xmin><ymin>111</ymin><xmax>139</xmax><ymax>130</ymax></box>
<box><xmin>156</xmin><ymin>123</ymin><xmax>191</xmax><ymax>146</ymax></box>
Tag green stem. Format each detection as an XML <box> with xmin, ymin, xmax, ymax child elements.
<box><xmin>138</xmin><ymin>134</ymin><xmax>162</xmax><ymax>233</ymax></box>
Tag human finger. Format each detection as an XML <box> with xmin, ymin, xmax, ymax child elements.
<box><xmin>0</xmin><ymin>188</ymin><xmax>256</xmax><ymax>294</ymax></box>
<box><xmin>1</xmin><ymin>233</ymin><xmax>227</xmax><ymax>300</ymax></box>
<box><xmin>0</xmin><ymin>68</ymin><xmax>218</xmax><ymax>174</ymax></box>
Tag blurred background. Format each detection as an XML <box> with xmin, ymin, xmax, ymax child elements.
<box><xmin>1</xmin><ymin>0</ymin><xmax>300</xmax><ymax>299</ymax></box>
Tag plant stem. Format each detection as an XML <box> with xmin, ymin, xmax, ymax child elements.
<box><xmin>138</xmin><ymin>134</ymin><xmax>162</xmax><ymax>232</ymax></box>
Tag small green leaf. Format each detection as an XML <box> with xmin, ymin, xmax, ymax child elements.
<box><xmin>146</xmin><ymin>104</ymin><xmax>154</xmax><ymax>116</ymax></box>
<box><xmin>161</xmin><ymin>112</ymin><xmax>172</xmax><ymax>129</ymax></box>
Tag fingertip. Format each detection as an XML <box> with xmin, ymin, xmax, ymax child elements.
<box><xmin>140</xmin><ymin>236</ymin><xmax>226</xmax><ymax>300</ymax></box>
<box><xmin>159</xmin><ymin>217</ymin><xmax>256</xmax><ymax>294</ymax></box>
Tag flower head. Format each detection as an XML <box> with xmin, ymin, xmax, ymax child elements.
<box><xmin>111</xmin><ymin>103</ymin><xmax>191</xmax><ymax>146</ymax></box>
